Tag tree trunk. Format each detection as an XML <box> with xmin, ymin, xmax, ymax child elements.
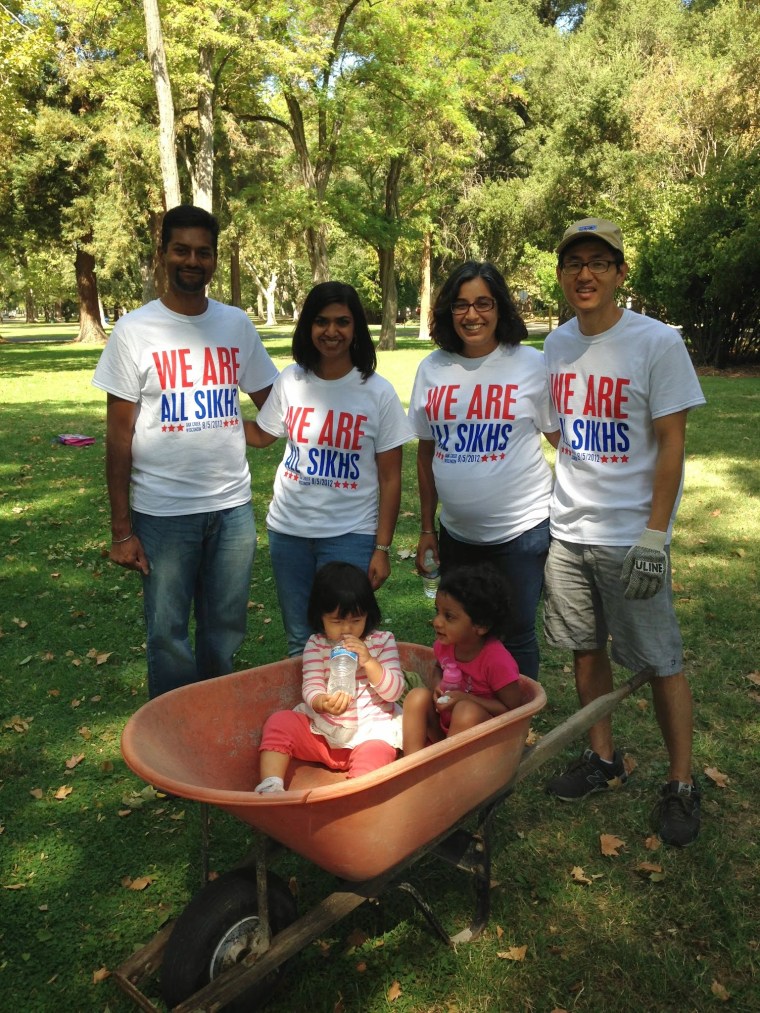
<box><xmin>305</xmin><ymin>225</ymin><xmax>330</xmax><ymax>283</ymax></box>
<box><xmin>230</xmin><ymin>239</ymin><xmax>241</xmax><ymax>308</ymax></box>
<box><xmin>25</xmin><ymin>287</ymin><xmax>36</xmax><ymax>323</ymax></box>
<box><xmin>418</xmin><ymin>231</ymin><xmax>432</xmax><ymax>341</ymax></box>
<box><xmin>264</xmin><ymin>273</ymin><xmax>278</xmax><ymax>325</ymax></box>
<box><xmin>193</xmin><ymin>44</ymin><xmax>214</xmax><ymax>211</ymax></box>
<box><xmin>377</xmin><ymin>246</ymin><xmax>397</xmax><ymax>351</ymax></box>
<box><xmin>143</xmin><ymin>0</ymin><xmax>182</xmax><ymax>209</ymax></box>
<box><xmin>74</xmin><ymin>242</ymin><xmax>107</xmax><ymax>344</ymax></box>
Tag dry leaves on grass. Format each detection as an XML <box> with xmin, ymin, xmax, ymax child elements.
<box><xmin>635</xmin><ymin>862</ymin><xmax>665</xmax><ymax>882</ymax></box>
<box><xmin>704</xmin><ymin>766</ymin><xmax>730</xmax><ymax>788</ymax></box>
<box><xmin>497</xmin><ymin>944</ymin><xmax>527</xmax><ymax>961</ymax></box>
<box><xmin>711</xmin><ymin>980</ymin><xmax>730</xmax><ymax>1002</ymax></box>
<box><xmin>600</xmin><ymin>833</ymin><xmax>625</xmax><ymax>857</ymax></box>
<box><xmin>54</xmin><ymin>785</ymin><xmax>73</xmax><ymax>800</ymax></box>
<box><xmin>92</xmin><ymin>967</ymin><xmax>110</xmax><ymax>984</ymax></box>
<box><xmin>4</xmin><ymin>715</ymin><xmax>32</xmax><ymax>733</ymax></box>
<box><xmin>121</xmin><ymin>874</ymin><xmax>156</xmax><ymax>891</ymax></box>
<box><xmin>65</xmin><ymin>753</ymin><xmax>85</xmax><ymax>770</ymax></box>
<box><xmin>570</xmin><ymin>866</ymin><xmax>592</xmax><ymax>885</ymax></box>
<box><xmin>86</xmin><ymin>648</ymin><xmax>112</xmax><ymax>665</ymax></box>
<box><xmin>746</xmin><ymin>671</ymin><xmax>760</xmax><ymax>687</ymax></box>
<box><xmin>387</xmin><ymin>981</ymin><xmax>402</xmax><ymax>1002</ymax></box>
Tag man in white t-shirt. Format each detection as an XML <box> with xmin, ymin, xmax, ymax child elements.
<box><xmin>543</xmin><ymin>217</ymin><xmax>705</xmax><ymax>847</ymax></box>
<box><xmin>92</xmin><ymin>205</ymin><xmax>278</xmax><ymax>697</ymax></box>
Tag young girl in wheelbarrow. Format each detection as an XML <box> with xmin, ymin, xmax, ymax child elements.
<box><xmin>255</xmin><ymin>561</ymin><xmax>405</xmax><ymax>792</ymax></box>
<box><xmin>402</xmin><ymin>564</ymin><xmax>523</xmax><ymax>754</ymax></box>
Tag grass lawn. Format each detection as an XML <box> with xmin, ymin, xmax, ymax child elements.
<box><xmin>1</xmin><ymin>321</ymin><xmax>758</xmax><ymax>1013</ymax></box>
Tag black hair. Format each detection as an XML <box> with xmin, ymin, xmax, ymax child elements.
<box><xmin>558</xmin><ymin>238</ymin><xmax>625</xmax><ymax>268</ymax></box>
<box><xmin>430</xmin><ymin>261</ymin><xmax>527</xmax><ymax>353</ymax></box>
<box><xmin>307</xmin><ymin>561</ymin><xmax>382</xmax><ymax>636</ymax></box>
<box><xmin>161</xmin><ymin>205</ymin><xmax>220</xmax><ymax>253</ymax></box>
<box><xmin>438</xmin><ymin>564</ymin><xmax>510</xmax><ymax>640</ymax></box>
<box><xmin>292</xmin><ymin>282</ymin><xmax>377</xmax><ymax>380</ymax></box>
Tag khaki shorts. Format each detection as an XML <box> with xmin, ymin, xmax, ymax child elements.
<box><xmin>544</xmin><ymin>539</ymin><xmax>683</xmax><ymax>677</ymax></box>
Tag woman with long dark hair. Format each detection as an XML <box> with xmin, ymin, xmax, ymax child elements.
<box><xmin>408</xmin><ymin>262</ymin><xmax>559</xmax><ymax>680</ymax></box>
<box><xmin>245</xmin><ymin>282</ymin><xmax>413</xmax><ymax>655</ymax></box>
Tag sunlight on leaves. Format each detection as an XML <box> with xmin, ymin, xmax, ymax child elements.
<box><xmin>54</xmin><ymin>785</ymin><xmax>73</xmax><ymax>800</ymax></box>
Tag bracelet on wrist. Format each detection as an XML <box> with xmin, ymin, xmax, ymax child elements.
<box><xmin>375</xmin><ymin>543</ymin><xmax>391</xmax><ymax>553</ymax></box>
<box><xmin>112</xmin><ymin>531</ymin><xmax>135</xmax><ymax>544</ymax></box>
<box><xmin>421</xmin><ymin>529</ymin><xmax>435</xmax><ymax>535</ymax></box>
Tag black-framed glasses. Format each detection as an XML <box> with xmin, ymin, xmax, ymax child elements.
<box><xmin>451</xmin><ymin>296</ymin><xmax>496</xmax><ymax>315</ymax></box>
<box><xmin>560</xmin><ymin>258</ymin><xmax>617</xmax><ymax>277</ymax></box>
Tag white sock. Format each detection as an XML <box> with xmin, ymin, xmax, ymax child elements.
<box><xmin>255</xmin><ymin>776</ymin><xmax>285</xmax><ymax>794</ymax></box>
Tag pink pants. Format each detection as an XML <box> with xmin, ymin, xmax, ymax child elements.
<box><xmin>259</xmin><ymin>710</ymin><xmax>396</xmax><ymax>779</ymax></box>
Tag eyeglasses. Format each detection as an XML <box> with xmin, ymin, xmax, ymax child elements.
<box><xmin>560</xmin><ymin>259</ymin><xmax>618</xmax><ymax>277</ymax></box>
<box><xmin>451</xmin><ymin>297</ymin><xmax>495</xmax><ymax>315</ymax></box>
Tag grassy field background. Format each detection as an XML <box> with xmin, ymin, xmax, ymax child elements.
<box><xmin>1</xmin><ymin>321</ymin><xmax>758</xmax><ymax>1012</ymax></box>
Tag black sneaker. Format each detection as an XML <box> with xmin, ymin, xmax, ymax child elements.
<box><xmin>652</xmin><ymin>779</ymin><xmax>701</xmax><ymax>847</ymax></box>
<box><xmin>547</xmin><ymin>748</ymin><xmax>628</xmax><ymax>801</ymax></box>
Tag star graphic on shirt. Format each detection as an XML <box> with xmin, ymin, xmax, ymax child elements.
<box><xmin>611</xmin><ymin>454</ymin><xmax>619</xmax><ymax>463</ymax></box>
<box><xmin>162</xmin><ymin>425</ymin><xmax>168</xmax><ymax>432</ymax></box>
<box><xmin>621</xmin><ymin>454</ymin><xmax>629</xmax><ymax>463</ymax></box>
<box><xmin>177</xmin><ymin>424</ymin><xmax>184</xmax><ymax>432</ymax></box>
<box><xmin>168</xmin><ymin>424</ymin><xmax>176</xmax><ymax>432</ymax></box>
<box><xmin>351</xmin><ymin>481</ymin><xmax>358</xmax><ymax>489</ymax></box>
<box><xmin>223</xmin><ymin>420</ymin><xmax>229</xmax><ymax>427</ymax></box>
<box><xmin>601</xmin><ymin>455</ymin><xmax>609</xmax><ymax>463</ymax></box>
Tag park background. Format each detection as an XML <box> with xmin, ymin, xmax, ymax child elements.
<box><xmin>1</xmin><ymin>1</ymin><xmax>759</xmax><ymax>1011</ymax></box>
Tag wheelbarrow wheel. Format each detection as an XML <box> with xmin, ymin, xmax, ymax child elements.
<box><xmin>160</xmin><ymin>869</ymin><xmax>297</xmax><ymax>1011</ymax></box>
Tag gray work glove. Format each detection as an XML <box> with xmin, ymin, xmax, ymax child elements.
<box><xmin>620</xmin><ymin>528</ymin><xmax>668</xmax><ymax>600</ymax></box>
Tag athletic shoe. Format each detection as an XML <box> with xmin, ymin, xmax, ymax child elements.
<box><xmin>546</xmin><ymin>748</ymin><xmax>628</xmax><ymax>801</ymax></box>
<box><xmin>652</xmin><ymin>779</ymin><xmax>701</xmax><ymax>847</ymax></box>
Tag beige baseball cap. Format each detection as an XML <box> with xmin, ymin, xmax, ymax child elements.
<box><xmin>557</xmin><ymin>218</ymin><xmax>624</xmax><ymax>257</ymax></box>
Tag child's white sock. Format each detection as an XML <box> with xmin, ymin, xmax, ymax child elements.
<box><xmin>255</xmin><ymin>775</ymin><xmax>285</xmax><ymax>794</ymax></box>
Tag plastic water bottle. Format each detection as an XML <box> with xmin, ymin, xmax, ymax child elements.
<box><xmin>421</xmin><ymin>548</ymin><xmax>440</xmax><ymax>599</ymax></box>
<box><xmin>437</xmin><ymin>659</ymin><xmax>463</xmax><ymax>704</ymax></box>
<box><xmin>327</xmin><ymin>645</ymin><xmax>358</xmax><ymax>696</ymax></box>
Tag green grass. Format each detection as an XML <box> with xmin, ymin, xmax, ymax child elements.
<box><xmin>1</xmin><ymin>327</ymin><xmax>758</xmax><ymax>1013</ymax></box>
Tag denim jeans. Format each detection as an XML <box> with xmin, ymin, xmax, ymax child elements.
<box><xmin>132</xmin><ymin>505</ymin><xmax>256</xmax><ymax>698</ymax></box>
<box><xmin>267</xmin><ymin>529</ymin><xmax>375</xmax><ymax>656</ymax></box>
<box><xmin>438</xmin><ymin>517</ymin><xmax>550</xmax><ymax>680</ymax></box>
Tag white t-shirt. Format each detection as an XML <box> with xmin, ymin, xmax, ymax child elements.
<box><xmin>543</xmin><ymin>308</ymin><xmax>706</xmax><ymax>545</ymax></box>
<box><xmin>407</xmin><ymin>344</ymin><xmax>558</xmax><ymax>544</ymax></box>
<box><xmin>92</xmin><ymin>299</ymin><xmax>279</xmax><ymax>515</ymax></box>
<box><xmin>256</xmin><ymin>365</ymin><xmax>414</xmax><ymax>538</ymax></box>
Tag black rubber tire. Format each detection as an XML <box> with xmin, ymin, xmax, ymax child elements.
<box><xmin>160</xmin><ymin>869</ymin><xmax>297</xmax><ymax>1011</ymax></box>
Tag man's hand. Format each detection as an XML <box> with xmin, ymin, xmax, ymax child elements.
<box><xmin>110</xmin><ymin>534</ymin><xmax>150</xmax><ymax>575</ymax></box>
<box><xmin>620</xmin><ymin>528</ymin><xmax>668</xmax><ymax>600</ymax></box>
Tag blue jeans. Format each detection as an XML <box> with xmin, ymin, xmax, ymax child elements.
<box><xmin>267</xmin><ymin>529</ymin><xmax>375</xmax><ymax>656</ymax></box>
<box><xmin>438</xmin><ymin>518</ymin><xmax>550</xmax><ymax>680</ymax></box>
<box><xmin>132</xmin><ymin>505</ymin><xmax>256</xmax><ymax>698</ymax></box>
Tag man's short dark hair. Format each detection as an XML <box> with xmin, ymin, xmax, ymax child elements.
<box><xmin>161</xmin><ymin>205</ymin><xmax>220</xmax><ymax>253</ymax></box>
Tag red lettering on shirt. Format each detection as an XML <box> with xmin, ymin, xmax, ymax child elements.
<box><xmin>318</xmin><ymin>411</ymin><xmax>367</xmax><ymax>449</ymax></box>
<box><xmin>284</xmin><ymin>405</ymin><xmax>314</xmax><ymax>442</ymax></box>
<box><xmin>152</xmin><ymin>349</ymin><xmax>192</xmax><ymax>389</ymax></box>
<box><xmin>424</xmin><ymin>385</ymin><xmax>459</xmax><ymax>421</ymax></box>
<box><xmin>582</xmin><ymin>375</ymin><xmax>630</xmax><ymax>418</ymax></box>
<box><xmin>550</xmin><ymin>372</ymin><xmax>575</xmax><ymax>415</ymax></box>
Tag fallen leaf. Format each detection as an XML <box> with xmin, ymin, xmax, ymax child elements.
<box><xmin>91</xmin><ymin>694</ymin><xmax>102</xmax><ymax>702</ymax></box>
<box><xmin>13</xmin><ymin>617</ymin><xmax>29</xmax><ymax>628</ymax></box>
<box><xmin>92</xmin><ymin>967</ymin><xmax>110</xmax><ymax>984</ymax></box>
<box><xmin>54</xmin><ymin>785</ymin><xmax>73</xmax><ymax>800</ymax></box>
<box><xmin>3</xmin><ymin>883</ymin><xmax>26</xmax><ymax>890</ymax></box>
<box><xmin>623</xmin><ymin>753</ymin><xmax>637</xmax><ymax>775</ymax></box>
<box><xmin>570</xmin><ymin>866</ymin><xmax>592</xmax><ymax>885</ymax></box>
<box><xmin>127</xmin><ymin>875</ymin><xmax>156</xmax><ymax>891</ymax></box>
<box><xmin>4</xmin><ymin>715</ymin><xmax>31</xmax><ymax>733</ymax></box>
<box><xmin>635</xmin><ymin>862</ymin><xmax>663</xmax><ymax>874</ymax></box>
<box><xmin>497</xmin><ymin>945</ymin><xmax>527</xmax><ymax>961</ymax></box>
<box><xmin>496</xmin><ymin>925</ymin><xmax>504</xmax><ymax>939</ymax></box>
<box><xmin>19</xmin><ymin>656</ymin><xmax>33</xmax><ymax>666</ymax></box>
<box><xmin>78</xmin><ymin>726</ymin><xmax>92</xmax><ymax>740</ymax></box>
<box><xmin>711</xmin><ymin>980</ymin><xmax>730</xmax><ymax>1002</ymax></box>
<box><xmin>704</xmin><ymin>766</ymin><xmax>730</xmax><ymax>788</ymax></box>
<box><xmin>30</xmin><ymin>788</ymin><xmax>44</xmax><ymax>800</ymax></box>
<box><xmin>644</xmin><ymin>835</ymin><xmax>661</xmax><ymax>851</ymax></box>
<box><xmin>65</xmin><ymin>754</ymin><xmax>85</xmax><ymax>770</ymax></box>
<box><xmin>48</xmin><ymin>688</ymin><xmax>60</xmax><ymax>697</ymax></box>
<box><xmin>746</xmin><ymin>671</ymin><xmax>760</xmax><ymax>687</ymax></box>
<box><xmin>117</xmin><ymin>810</ymin><xmax>132</xmax><ymax>817</ymax></box>
<box><xmin>387</xmin><ymin>980</ymin><xmax>402</xmax><ymax>1002</ymax></box>
<box><xmin>600</xmin><ymin>834</ymin><xmax>625</xmax><ymax>857</ymax></box>
<box><xmin>636</xmin><ymin>698</ymin><xmax>649</xmax><ymax>712</ymax></box>
<box><xmin>355</xmin><ymin>961</ymin><xmax>366</xmax><ymax>973</ymax></box>
<box><xmin>95</xmin><ymin>652</ymin><xmax>112</xmax><ymax>665</ymax></box>
<box><xmin>70</xmin><ymin>698</ymin><xmax>82</xmax><ymax>709</ymax></box>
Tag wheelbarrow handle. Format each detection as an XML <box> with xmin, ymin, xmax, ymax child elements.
<box><xmin>511</xmin><ymin>666</ymin><xmax>654</xmax><ymax>787</ymax></box>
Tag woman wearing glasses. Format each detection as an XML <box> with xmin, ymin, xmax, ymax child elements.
<box><xmin>408</xmin><ymin>262</ymin><xmax>559</xmax><ymax>680</ymax></box>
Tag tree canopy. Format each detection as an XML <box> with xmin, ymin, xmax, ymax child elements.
<box><xmin>1</xmin><ymin>0</ymin><xmax>757</xmax><ymax>362</ymax></box>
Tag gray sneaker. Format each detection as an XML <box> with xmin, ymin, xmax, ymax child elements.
<box><xmin>547</xmin><ymin>748</ymin><xmax>628</xmax><ymax>801</ymax></box>
<box><xmin>652</xmin><ymin>779</ymin><xmax>701</xmax><ymax>847</ymax></box>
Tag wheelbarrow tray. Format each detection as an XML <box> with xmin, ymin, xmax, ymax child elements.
<box><xmin>121</xmin><ymin>642</ymin><xmax>546</xmax><ymax>882</ymax></box>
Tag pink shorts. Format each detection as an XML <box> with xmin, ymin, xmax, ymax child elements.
<box><xmin>259</xmin><ymin>710</ymin><xmax>396</xmax><ymax>779</ymax></box>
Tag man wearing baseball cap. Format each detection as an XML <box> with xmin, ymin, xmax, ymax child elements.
<box><xmin>542</xmin><ymin>217</ymin><xmax>706</xmax><ymax>846</ymax></box>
